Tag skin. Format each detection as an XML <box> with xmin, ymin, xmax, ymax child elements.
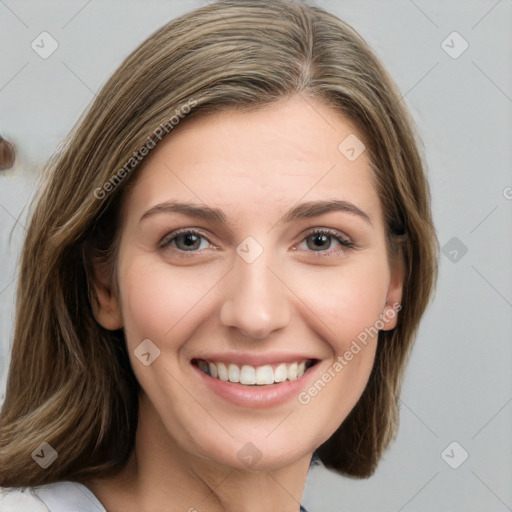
<box><xmin>86</xmin><ymin>94</ymin><xmax>403</xmax><ymax>512</ymax></box>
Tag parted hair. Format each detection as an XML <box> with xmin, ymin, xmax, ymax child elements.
<box><xmin>0</xmin><ymin>0</ymin><xmax>438</xmax><ymax>486</ymax></box>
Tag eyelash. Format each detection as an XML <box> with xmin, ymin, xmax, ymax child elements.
<box><xmin>301</xmin><ymin>228</ymin><xmax>356</xmax><ymax>255</ymax></box>
<box><xmin>159</xmin><ymin>227</ymin><xmax>356</xmax><ymax>257</ymax></box>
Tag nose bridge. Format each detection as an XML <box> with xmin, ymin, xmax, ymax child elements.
<box><xmin>219</xmin><ymin>239</ymin><xmax>290</xmax><ymax>339</ymax></box>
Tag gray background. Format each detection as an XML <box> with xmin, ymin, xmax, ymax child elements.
<box><xmin>1</xmin><ymin>1</ymin><xmax>511</xmax><ymax>510</ymax></box>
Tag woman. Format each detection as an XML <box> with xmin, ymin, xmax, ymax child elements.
<box><xmin>0</xmin><ymin>0</ymin><xmax>438</xmax><ymax>510</ymax></box>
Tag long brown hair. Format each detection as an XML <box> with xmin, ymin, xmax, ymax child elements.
<box><xmin>0</xmin><ymin>0</ymin><xmax>438</xmax><ymax>486</ymax></box>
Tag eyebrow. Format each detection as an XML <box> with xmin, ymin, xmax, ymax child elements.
<box><xmin>139</xmin><ymin>199</ymin><xmax>372</xmax><ymax>226</ymax></box>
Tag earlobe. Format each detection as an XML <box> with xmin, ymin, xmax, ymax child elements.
<box><xmin>90</xmin><ymin>258</ymin><xmax>123</xmax><ymax>330</ymax></box>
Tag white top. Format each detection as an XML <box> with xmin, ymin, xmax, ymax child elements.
<box><xmin>0</xmin><ymin>481</ymin><xmax>106</xmax><ymax>512</ymax></box>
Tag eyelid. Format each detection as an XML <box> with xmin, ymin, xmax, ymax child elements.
<box><xmin>158</xmin><ymin>227</ymin><xmax>216</xmax><ymax>250</ymax></box>
<box><xmin>302</xmin><ymin>227</ymin><xmax>354</xmax><ymax>244</ymax></box>
<box><xmin>159</xmin><ymin>226</ymin><xmax>357</xmax><ymax>257</ymax></box>
<box><xmin>295</xmin><ymin>227</ymin><xmax>357</xmax><ymax>253</ymax></box>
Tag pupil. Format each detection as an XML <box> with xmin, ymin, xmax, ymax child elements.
<box><xmin>309</xmin><ymin>234</ymin><xmax>329</xmax><ymax>251</ymax></box>
<box><xmin>181</xmin><ymin>234</ymin><xmax>199</xmax><ymax>249</ymax></box>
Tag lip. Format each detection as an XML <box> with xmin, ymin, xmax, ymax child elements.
<box><xmin>191</xmin><ymin>356</ymin><xmax>322</xmax><ymax>409</ymax></box>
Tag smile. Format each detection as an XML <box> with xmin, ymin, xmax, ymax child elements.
<box><xmin>192</xmin><ymin>359</ymin><xmax>317</xmax><ymax>386</ymax></box>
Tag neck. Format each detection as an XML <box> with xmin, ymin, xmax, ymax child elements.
<box><xmin>83</xmin><ymin>394</ymin><xmax>312</xmax><ymax>512</ymax></box>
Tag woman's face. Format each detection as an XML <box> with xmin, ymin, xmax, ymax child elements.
<box><xmin>96</xmin><ymin>94</ymin><xmax>403</xmax><ymax>471</ymax></box>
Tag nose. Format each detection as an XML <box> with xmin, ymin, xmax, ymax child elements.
<box><xmin>219</xmin><ymin>248</ymin><xmax>291</xmax><ymax>340</ymax></box>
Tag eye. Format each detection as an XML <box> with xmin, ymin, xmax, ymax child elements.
<box><xmin>159</xmin><ymin>227</ymin><xmax>356</xmax><ymax>257</ymax></box>
<box><xmin>159</xmin><ymin>229</ymin><xmax>214</xmax><ymax>252</ymax></box>
<box><xmin>297</xmin><ymin>228</ymin><xmax>356</xmax><ymax>256</ymax></box>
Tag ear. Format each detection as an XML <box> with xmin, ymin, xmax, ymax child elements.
<box><xmin>381</xmin><ymin>254</ymin><xmax>405</xmax><ymax>331</ymax></box>
<box><xmin>90</xmin><ymin>258</ymin><xmax>123</xmax><ymax>330</ymax></box>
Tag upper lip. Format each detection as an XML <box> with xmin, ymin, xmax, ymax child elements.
<box><xmin>191</xmin><ymin>352</ymin><xmax>320</xmax><ymax>366</ymax></box>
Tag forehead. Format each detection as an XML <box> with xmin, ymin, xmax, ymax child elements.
<box><xmin>121</xmin><ymin>95</ymin><xmax>383</xmax><ymax>228</ymax></box>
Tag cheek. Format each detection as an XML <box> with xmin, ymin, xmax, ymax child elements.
<box><xmin>116</xmin><ymin>255</ymin><xmax>218</xmax><ymax>410</ymax></box>
<box><xmin>289</xmin><ymin>257</ymin><xmax>388</xmax><ymax>439</ymax></box>
<box><xmin>294</xmin><ymin>256</ymin><xmax>390</xmax><ymax>351</ymax></box>
<box><xmin>118</xmin><ymin>255</ymin><xmax>216</xmax><ymax>343</ymax></box>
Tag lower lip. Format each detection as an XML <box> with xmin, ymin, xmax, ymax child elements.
<box><xmin>192</xmin><ymin>363</ymin><xmax>320</xmax><ymax>409</ymax></box>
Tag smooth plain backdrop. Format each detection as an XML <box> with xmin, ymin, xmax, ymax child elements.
<box><xmin>1</xmin><ymin>1</ymin><xmax>511</xmax><ymax>510</ymax></box>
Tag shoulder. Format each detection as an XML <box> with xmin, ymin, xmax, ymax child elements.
<box><xmin>0</xmin><ymin>481</ymin><xmax>105</xmax><ymax>512</ymax></box>
<box><xmin>0</xmin><ymin>486</ymin><xmax>48</xmax><ymax>512</ymax></box>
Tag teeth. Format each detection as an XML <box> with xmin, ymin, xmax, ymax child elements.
<box><xmin>198</xmin><ymin>360</ymin><xmax>209</xmax><ymax>374</ymax></box>
<box><xmin>240</xmin><ymin>365</ymin><xmax>256</xmax><ymax>385</ymax></box>
<box><xmin>274</xmin><ymin>363</ymin><xmax>287</xmax><ymax>383</ymax></box>
<box><xmin>197</xmin><ymin>359</ymin><xmax>313</xmax><ymax>386</ymax></box>
<box><xmin>256</xmin><ymin>365</ymin><xmax>274</xmax><ymax>385</ymax></box>
<box><xmin>287</xmin><ymin>362</ymin><xmax>298</xmax><ymax>381</ymax></box>
<box><xmin>228</xmin><ymin>363</ymin><xmax>240</xmax><ymax>383</ymax></box>
<box><xmin>217</xmin><ymin>362</ymin><xmax>229</xmax><ymax>381</ymax></box>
